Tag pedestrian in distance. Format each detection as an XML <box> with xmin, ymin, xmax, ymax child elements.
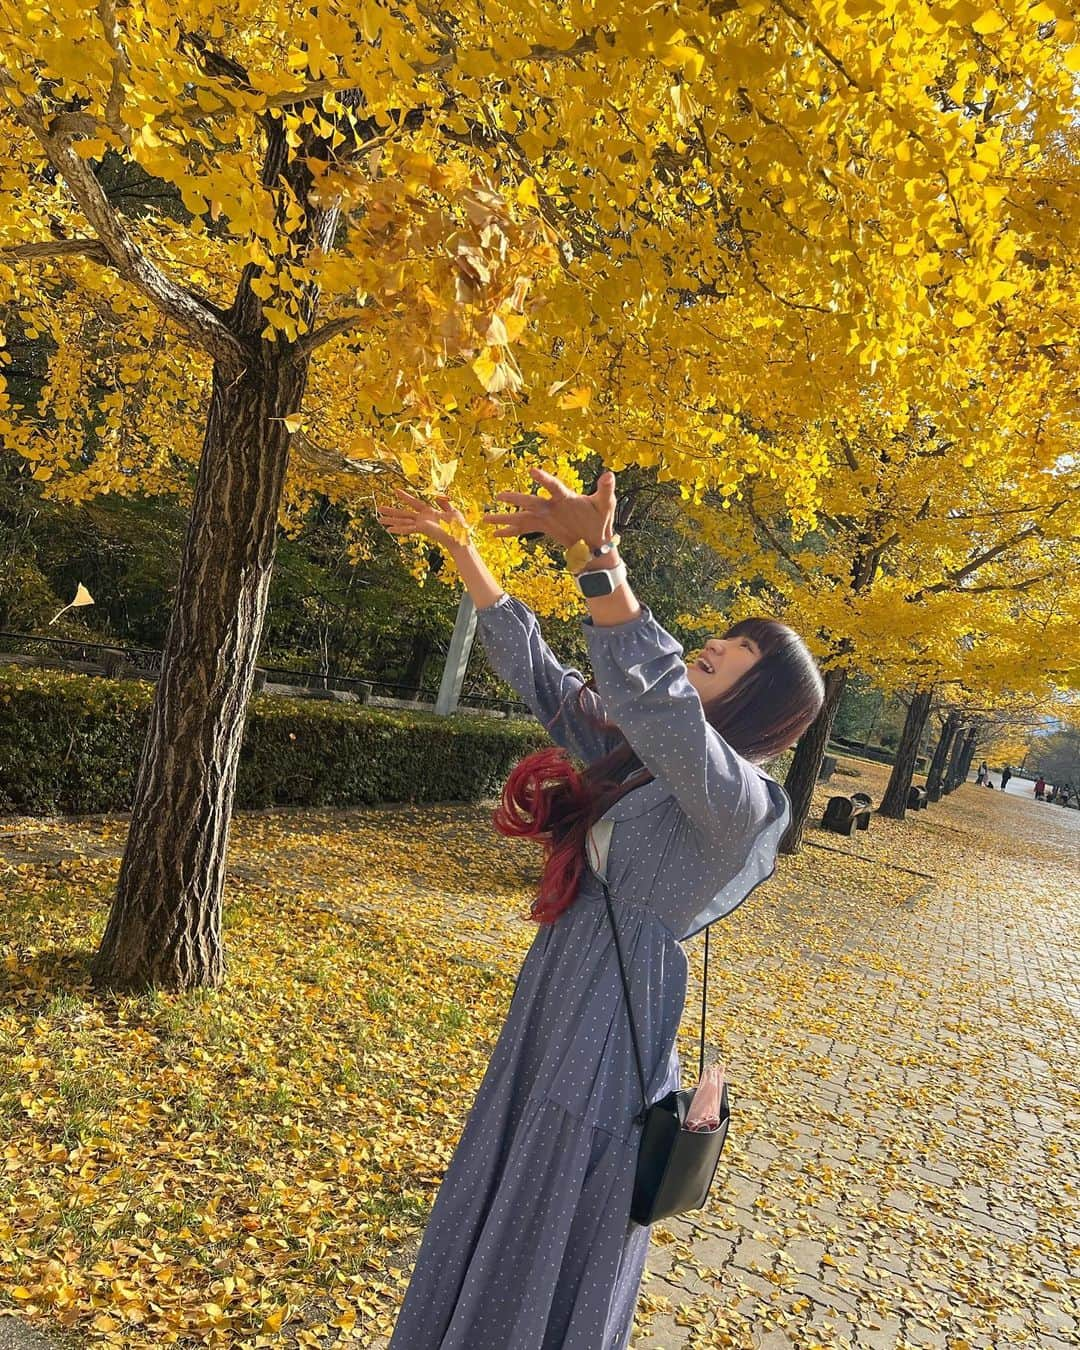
<box><xmin>1001</xmin><ymin>764</ymin><xmax>1013</xmax><ymax>791</ymax></box>
<box><xmin>1034</xmin><ymin>775</ymin><xmax>1046</xmax><ymax>800</ymax></box>
<box><xmin>377</xmin><ymin>467</ymin><xmax>824</xmax><ymax>1350</ymax></box>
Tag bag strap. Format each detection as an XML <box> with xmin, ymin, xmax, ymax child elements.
<box><xmin>601</xmin><ymin>880</ymin><xmax>709</xmax><ymax>1125</ymax></box>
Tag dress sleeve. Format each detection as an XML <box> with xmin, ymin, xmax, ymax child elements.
<box><xmin>474</xmin><ymin>592</ymin><xmax>618</xmax><ymax>765</ymax></box>
<box><xmin>582</xmin><ymin>602</ymin><xmax>787</xmax><ymax>842</ymax></box>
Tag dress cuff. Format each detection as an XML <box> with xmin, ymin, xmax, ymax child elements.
<box><xmin>581</xmin><ymin>603</ymin><xmax>660</xmax><ymax>637</ymax></box>
<box><xmin>475</xmin><ymin>592</ymin><xmax>512</xmax><ymax>616</ymax></box>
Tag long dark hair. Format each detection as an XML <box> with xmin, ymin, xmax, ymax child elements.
<box><xmin>493</xmin><ymin>617</ymin><xmax>824</xmax><ymax>924</ymax></box>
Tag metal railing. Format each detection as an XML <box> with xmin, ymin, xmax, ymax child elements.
<box><xmin>0</xmin><ymin>631</ymin><xmax>530</xmax><ymax>717</ymax></box>
<box><xmin>0</xmin><ymin>629</ymin><xmax>162</xmax><ymax>672</ymax></box>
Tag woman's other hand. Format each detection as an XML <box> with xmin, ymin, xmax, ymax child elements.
<box><xmin>376</xmin><ymin>489</ymin><xmax>471</xmax><ymax>550</ymax></box>
<box><xmin>483</xmin><ymin>467</ymin><xmax>617</xmax><ymax>549</ymax></box>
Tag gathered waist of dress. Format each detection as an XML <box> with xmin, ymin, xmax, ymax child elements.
<box><xmin>571</xmin><ymin>876</ymin><xmax>684</xmax><ymax>947</ymax></box>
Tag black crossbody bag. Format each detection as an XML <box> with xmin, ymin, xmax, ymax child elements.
<box><xmin>602</xmin><ymin>880</ymin><xmax>731</xmax><ymax>1226</ymax></box>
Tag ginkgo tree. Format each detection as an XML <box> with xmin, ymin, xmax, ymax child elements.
<box><xmin>677</xmin><ymin>408</ymin><xmax>1080</xmax><ymax>848</ymax></box>
<box><xmin>1</xmin><ymin>0</ymin><xmax>1077</xmax><ymax>987</ymax></box>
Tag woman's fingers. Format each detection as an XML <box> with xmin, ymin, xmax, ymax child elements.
<box><xmin>529</xmin><ymin>466</ymin><xmax>572</xmax><ymax>497</ymax></box>
<box><xmin>483</xmin><ymin>509</ymin><xmax>541</xmax><ymax>524</ymax></box>
<box><xmin>393</xmin><ymin>487</ymin><xmax>430</xmax><ymax>508</ymax></box>
<box><xmin>494</xmin><ymin>489</ymin><xmax>547</xmax><ymax>507</ymax></box>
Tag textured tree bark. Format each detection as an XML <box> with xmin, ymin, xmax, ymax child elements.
<box><xmin>879</xmin><ymin>688</ymin><xmax>933</xmax><ymax>819</ymax></box>
<box><xmin>91</xmin><ymin>353</ymin><xmax>308</xmax><ymax>989</ymax></box>
<box><xmin>925</xmin><ymin>712</ymin><xmax>958</xmax><ymax>802</ymax></box>
<box><xmin>780</xmin><ymin>667</ymin><xmax>848</xmax><ymax>854</ymax></box>
<box><xmin>958</xmin><ymin>727</ymin><xmax>979</xmax><ymax>787</ymax></box>
<box><xmin>943</xmin><ymin>724</ymin><xmax>969</xmax><ymax>794</ymax></box>
<box><xmin>88</xmin><ymin>93</ymin><xmax>345</xmax><ymax>990</ymax></box>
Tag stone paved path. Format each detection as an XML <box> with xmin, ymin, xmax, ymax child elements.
<box><xmin>353</xmin><ymin>775</ymin><xmax>1078</xmax><ymax>1349</ymax></box>
<box><xmin>630</xmin><ymin>778</ymin><xmax>1079</xmax><ymax>1350</ymax></box>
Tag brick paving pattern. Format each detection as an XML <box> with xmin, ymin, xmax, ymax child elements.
<box><xmin>633</xmin><ymin>784</ymin><xmax>1079</xmax><ymax>1349</ymax></box>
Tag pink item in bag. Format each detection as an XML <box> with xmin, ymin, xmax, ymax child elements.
<box><xmin>685</xmin><ymin>1061</ymin><xmax>726</xmax><ymax>1132</ymax></box>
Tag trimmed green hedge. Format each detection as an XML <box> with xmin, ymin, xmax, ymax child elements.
<box><xmin>0</xmin><ymin>667</ymin><xmax>795</xmax><ymax>817</ymax></box>
<box><xmin>0</xmin><ymin>667</ymin><xmax>549</xmax><ymax>816</ymax></box>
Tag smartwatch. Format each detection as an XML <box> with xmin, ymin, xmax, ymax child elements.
<box><xmin>575</xmin><ymin>560</ymin><xmax>628</xmax><ymax>598</ymax></box>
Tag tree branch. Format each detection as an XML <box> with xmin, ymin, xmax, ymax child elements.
<box><xmin>953</xmin><ymin>573</ymin><xmax>1052</xmax><ymax>596</ymax></box>
<box><xmin>744</xmin><ymin>487</ymin><xmax>808</xmax><ymax>578</ymax></box>
<box><xmin>3</xmin><ymin>238</ymin><xmax>111</xmax><ymax>265</ymax></box>
<box><xmin>11</xmin><ymin>97</ymin><xmax>246</xmax><ymax>371</ymax></box>
<box><xmin>294</xmin><ymin>310</ymin><xmax>368</xmax><ymax>357</ymax></box>
<box><xmin>906</xmin><ymin>518</ymin><xmax>1054</xmax><ymax>602</ymax></box>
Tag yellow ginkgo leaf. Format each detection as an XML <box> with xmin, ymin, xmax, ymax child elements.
<box><xmin>557</xmin><ymin>386</ymin><xmax>592</xmax><ymax>412</ymax></box>
<box><xmin>430</xmin><ymin>453</ymin><xmax>458</xmax><ymax>492</ymax></box>
<box><xmin>972</xmin><ymin>11</ymin><xmax>1007</xmax><ymax>35</ymax></box>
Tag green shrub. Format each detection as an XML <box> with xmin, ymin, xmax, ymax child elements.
<box><xmin>0</xmin><ymin>667</ymin><xmax>548</xmax><ymax>816</ymax></box>
<box><xmin>0</xmin><ymin>666</ymin><xmax>799</xmax><ymax>817</ymax></box>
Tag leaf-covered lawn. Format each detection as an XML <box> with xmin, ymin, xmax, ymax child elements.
<box><xmin>2</xmin><ymin>769</ymin><xmax>1078</xmax><ymax>1348</ymax></box>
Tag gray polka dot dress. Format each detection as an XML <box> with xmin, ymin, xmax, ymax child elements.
<box><xmin>388</xmin><ymin>594</ymin><xmax>790</xmax><ymax>1350</ymax></box>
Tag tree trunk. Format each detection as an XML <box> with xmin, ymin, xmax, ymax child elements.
<box><xmin>943</xmin><ymin>724</ymin><xmax>969</xmax><ymax>794</ymax></box>
<box><xmin>89</xmin><ymin>100</ymin><xmax>344</xmax><ymax>991</ymax></box>
<box><xmin>925</xmin><ymin>713</ymin><xmax>958</xmax><ymax>802</ymax></box>
<box><xmin>958</xmin><ymin>728</ymin><xmax>979</xmax><ymax>786</ymax></box>
<box><xmin>879</xmin><ymin>688</ymin><xmax>933</xmax><ymax>819</ymax></box>
<box><xmin>780</xmin><ymin>666</ymin><xmax>848</xmax><ymax>854</ymax></box>
<box><xmin>401</xmin><ymin>630</ymin><xmax>435</xmax><ymax>698</ymax></box>
<box><xmin>91</xmin><ymin>351</ymin><xmax>308</xmax><ymax>990</ymax></box>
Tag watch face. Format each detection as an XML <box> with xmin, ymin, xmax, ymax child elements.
<box><xmin>578</xmin><ymin>567</ymin><xmax>618</xmax><ymax>597</ymax></box>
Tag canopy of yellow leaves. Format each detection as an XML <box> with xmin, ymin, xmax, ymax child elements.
<box><xmin>0</xmin><ymin>1</ymin><xmax>1076</xmax><ymax>623</ymax></box>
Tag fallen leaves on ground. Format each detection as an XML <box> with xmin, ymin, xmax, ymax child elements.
<box><xmin>0</xmin><ymin>764</ymin><xmax>1077</xmax><ymax>1349</ymax></box>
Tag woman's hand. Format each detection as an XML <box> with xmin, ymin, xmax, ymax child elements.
<box><xmin>376</xmin><ymin>488</ymin><xmax>471</xmax><ymax>550</ymax></box>
<box><xmin>483</xmin><ymin>467</ymin><xmax>617</xmax><ymax>549</ymax></box>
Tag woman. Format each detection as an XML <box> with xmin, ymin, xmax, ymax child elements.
<box><xmin>378</xmin><ymin>467</ymin><xmax>824</xmax><ymax>1350</ymax></box>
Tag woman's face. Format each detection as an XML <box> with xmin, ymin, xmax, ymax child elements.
<box><xmin>685</xmin><ymin>632</ymin><xmax>763</xmax><ymax>701</ymax></box>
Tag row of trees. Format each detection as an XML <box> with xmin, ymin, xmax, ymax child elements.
<box><xmin>1</xmin><ymin>2</ymin><xmax>1077</xmax><ymax>987</ymax></box>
